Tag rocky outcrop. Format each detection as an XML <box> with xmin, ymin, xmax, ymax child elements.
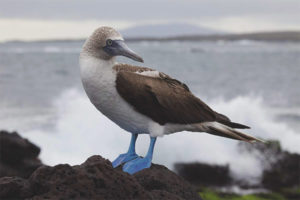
<box><xmin>175</xmin><ymin>162</ymin><xmax>232</xmax><ymax>187</ymax></box>
<box><xmin>0</xmin><ymin>131</ymin><xmax>201</xmax><ymax>200</ymax></box>
<box><xmin>175</xmin><ymin>140</ymin><xmax>300</xmax><ymax>194</ymax></box>
<box><xmin>240</xmin><ymin>140</ymin><xmax>300</xmax><ymax>191</ymax></box>
<box><xmin>0</xmin><ymin>131</ymin><xmax>43</xmax><ymax>178</ymax></box>
<box><xmin>262</xmin><ymin>151</ymin><xmax>300</xmax><ymax>191</ymax></box>
<box><xmin>0</xmin><ymin>156</ymin><xmax>201</xmax><ymax>200</ymax></box>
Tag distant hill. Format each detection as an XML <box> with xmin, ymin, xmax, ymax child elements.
<box><xmin>121</xmin><ymin>23</ymin><xmax>223</xmax><ymax>38</ymax></box>
<box><xmin>125</xmin><ymin>31</ymin><xmax>300</xmax><ymax>42</ymax></box>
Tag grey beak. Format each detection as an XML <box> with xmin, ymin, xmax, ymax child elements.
<box><xmin>103</xmin><ymin>40</ymin><xmax>144</xmax><ymax>63</ymax></box>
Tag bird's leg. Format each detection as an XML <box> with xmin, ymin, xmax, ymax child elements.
<box><xmin>112</xmin><ymin>134</ymin><xmax>139</xmax><ymax>168</ymax></box>
<box><xmin>123</xmin><ymin>137</ymin><xmax>157</xmax><ymax>175</ymax></box>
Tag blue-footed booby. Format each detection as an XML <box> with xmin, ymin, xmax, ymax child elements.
<box><xmin>80</xmin><ymin>26</ymin><xmax>263</xmax><ymax>175</ymax></box>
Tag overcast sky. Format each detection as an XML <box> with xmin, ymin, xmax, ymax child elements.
<box><xmin>1</xmin><ymin>0</ymin><xmax>299</xmax><ymax>41</ymax></box>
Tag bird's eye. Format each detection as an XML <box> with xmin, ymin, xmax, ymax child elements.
<box><xmin>106</xmin><ymin>39</ymin><xmax>113</xmax><ymax>46</ymax></box>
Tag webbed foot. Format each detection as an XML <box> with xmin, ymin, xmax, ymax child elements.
<box><xmin>122</xmin><ymin>157</ymin><xmax>152</xmax><ymax>174</ymax></box>
<box><xmin>112</xmin><ymin>153</ymin><xmax>139</xmax><ymax>168</ymax></box>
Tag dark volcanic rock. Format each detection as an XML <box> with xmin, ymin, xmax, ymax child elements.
<box><xmin>0</xmin><ymin>131</ymin><xmax>201</xmax><ymax>199</ymax></box>
<box><xmin>0</xmin><ymin>176</ymin><xmax>33</xmax><ymax>199</ymax></box>
<box><xmin>240</xmin><ymin>140</ymin><xmax>300</xmax><ymax>191</ymax></box>
<box><xmin>135</xmin><ymin>163</ymin><xmax>200</xmax><ymax>199</ymax></box>
<box><xmin>262</xmin><ymin>152</ymin><xmax>300</xmax><ymax>191</ymax></box>
<box><xmin>174</xmin><ymin>162</ymin><xmax>232</xmax><ymax>187</ymax></box>
<box><xmin>0</xmin><ymin>130</ymin><xmax>43</xmax><ymax>178</ymax></box>
<box><xmin>0</xmin><ymin>155</ymin><xmax>201</xmax><ymax>200</ymax></box>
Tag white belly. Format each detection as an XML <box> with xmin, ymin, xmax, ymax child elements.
<box><xmin>80</xmin><ymin>56</ymin><xmax>152</xmax><ymax>134</ymax></box>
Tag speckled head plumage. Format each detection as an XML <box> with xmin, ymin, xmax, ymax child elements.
<box><xmin>81</xmin><ymin>26</ymin><xmax>143</xmax><ymax>62</ymax></box>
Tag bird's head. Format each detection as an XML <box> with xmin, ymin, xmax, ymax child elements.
<box><xmin>82</xmin><ymin>26</ymin><xmax>143</xmax><ymax>63</ymax></box>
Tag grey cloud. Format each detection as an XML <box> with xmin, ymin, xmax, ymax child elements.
<box><xmin>0</xmin><ymin>0</ymin><xmax>299</xmax><ymax>21</ymax></box>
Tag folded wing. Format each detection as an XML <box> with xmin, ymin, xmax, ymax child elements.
<box><xmin>114</xmin><ymin>64</ymin><xmax>261</xmax><ymax>142</ymax></box>
<box><xmin>115</xmin><ymin>67</ymin><xmax>222</xmax><ymax>125</ymax></box>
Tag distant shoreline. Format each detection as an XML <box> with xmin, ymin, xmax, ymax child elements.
<box><xmin>2</xmin><ymin>31</ymin><xmax>300</xmax><ymax>43</ymax></box>
<box><xmin>126</xmin><ymin>31</ymin><xmax>300</xmax><ymax>42</ymax></box>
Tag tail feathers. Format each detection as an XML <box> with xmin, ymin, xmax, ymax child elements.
<box><xmin>215</xmin><ymin>113</ymin><xmax>250</xmax><ymax>129</ymax></box>
<box><xmin>206</xmin><ymin>122</ymin><xmax>264</xmax><ymax>143</ymax></box>
<box><xmin>219</xmin><ymin>121</ymin><xmax>250</xmax><ymax>129</ymax></box>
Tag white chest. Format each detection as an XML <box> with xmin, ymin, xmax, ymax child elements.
<box><xmin>80</xmin><ymin>57</ymin><xmax>116</xmax><ymax>110</ymax></box>
<box><xmin>79</xmin><ymin>56</ymin><xmax>151</xmax><ymax>134</ymax></box>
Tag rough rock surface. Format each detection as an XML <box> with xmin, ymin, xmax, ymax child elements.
<box><xmin>0</xmin><ymin>155</ymin><xmax>201</xmax><ymax>200</ymax></box>
<box><xmin>0</xmin><ymin>131</ymin><xmax>43</xmax><ymax>178</ymax></box>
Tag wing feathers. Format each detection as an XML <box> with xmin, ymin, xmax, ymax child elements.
<box><xmin>219</xmin><ymin>120</ymin><xmax>250</xmax><ymax>129</ymax></box>
<box><xmin>206</xmin><ymin>122</ymin><xmax>264</xmax><ymax>143</ymax></box>
<box><xmin>116</xmin><ymin>71</ymin><xmax>217</xmax><ymax>125</ymax></box>
<box><xmin>114</xmin><ymin>64</ymin><xmax>251</xmax><ymax>131</ymax></box>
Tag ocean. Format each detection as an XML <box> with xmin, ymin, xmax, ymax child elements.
<box><xmin>0</xmin><ymin>39</ymin><xmax>299</xmax><ymax>183</ymax></box>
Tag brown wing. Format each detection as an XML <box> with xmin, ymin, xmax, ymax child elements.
<box><xmin>115</xmin><ymin>70</ymin><xmax>218</xmax><ymax>125</ymax></box>
<box><xmin>113</xmin><ymin>63</ymin><xmax>154</xmax><ymax>73</ymax></box>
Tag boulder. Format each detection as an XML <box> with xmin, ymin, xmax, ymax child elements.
<box><xmin>0</xmin><ymin>155</ymin><xmax>201</xmax><ymax>200</ymax></box>
<box><xmin>0</xmin><ymin>130</ymin><xmax>43</xmax><ymax>178</ymax></box>
<box><xmin>174</xmin><ymin>162</ymin><xmax>232</xmax><ymax>187</ymax></box>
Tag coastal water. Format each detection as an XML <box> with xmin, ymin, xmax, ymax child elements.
<box><xmin>1</xmin><ymin>40</ymin><xmax>299</xmax><ymax>182</ymax></box>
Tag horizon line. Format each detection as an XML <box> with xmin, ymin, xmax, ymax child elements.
<box><xmin>1</xmin><ymin>30</ymin><xmax>300</xmax><ymax>43</ymax></box>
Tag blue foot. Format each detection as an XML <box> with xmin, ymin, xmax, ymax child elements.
<box><xmin>122</xmin><ymin>157</ymin><xmax>152</xmax><ymax>174</ymax></box>
<box><xmin>112</xmin><ymin>153</ymin><xmax>139</xmax><ymax>168</ymax></box>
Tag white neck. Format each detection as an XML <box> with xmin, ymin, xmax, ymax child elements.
<box><xmin>80</xmin><ymin>53</ymin><xmax>116</xmax><ymax>69</ymax></box>
<box><xmin>80</xmin><ymin>54</ymin><xmax>117</xmax><ymax>79</ymax></box>
<box><xmin>79</xmin><ymin>54</ymin><xmax>117</xmax><ymax>104</ymax></box>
